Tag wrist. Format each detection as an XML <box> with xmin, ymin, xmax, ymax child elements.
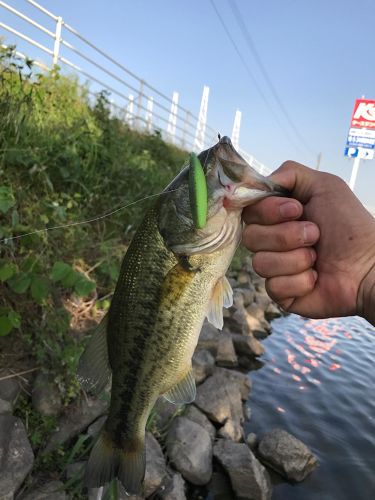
<box><xmin>357</xmin><ymin>262</ymin><xmax>375</xmax><ymax>326</ymax></box>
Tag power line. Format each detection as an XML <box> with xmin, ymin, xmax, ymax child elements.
<box><xmin>209</xmin><ymin>0</ymin><xmax>304</xmax><ymax>155</ymax></box>
<box><xmin>228</xmin><ymin>0</ymin><xmax>315</xmax><ymax>156</ymax></box>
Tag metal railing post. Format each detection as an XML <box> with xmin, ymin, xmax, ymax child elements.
<box><xmin>182</xmin><ymin>110</ymin><xmax>191</xmax><ymax>149</ymax></box>
<box><xmin>136</xmin><ymin>79</ymin><xmax>144</xmax><ymax>128</ymax></box>
<box><xmin>52</xmin><ymin>16</ymin><xmax>62</xmax><ymax>67</ymax></box>
<box><xmin>145</xmin><ymin>96</ymin><xmax>154</xmax><ymax>132</ymax></box>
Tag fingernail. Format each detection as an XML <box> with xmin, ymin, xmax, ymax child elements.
<box><xmin>312</xmin><ymin>269</ymin><xmax>318</xmax><ymax>283</ymax></box>
<box><xmin>279</xmin><ymin>201</ymin><xmax>299</xmax><ymax>218</ymax></box>
<box><xmin>304</xmin><ymin>223</ymin><xmax>319</xmax><ymax>244</ymax></box>
<box><xmin>310</xmin><ymin>249</ymin><xmax>317</xmax><ymax>263</ymax></box>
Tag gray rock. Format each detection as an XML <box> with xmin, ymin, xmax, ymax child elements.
<box><xmin>32</xmin><ymin>373</ymin><xmax>62</xmax><ymax>417</ymax></box>
<box><xmin>213</xmin><ymin>439</ymin><xmax>272</xmax><ymax>500</ymax></box>
<box><xmin>217</xmin><ymin>417</ymin><xmax>243</xmax><ymax>442</ymax></box>
<box><xmin>231</xmin><ymin>332</ymin><xmax>265</xmax><ymax>357</ymax></box>
<box><xmin>196</xmin><ymin>322</ymin><xmax>220</xmax><ymax>355</ymax></box>
<box><xmin>216</xmin><ymin>332</ymin><xmax>238</xmax><ymax>368</ymax></box>
<box><xmin>144</xmin><ymin>432</ymin><xmax>166</xmax><ymax>497</ymax></box>
<box><xmin>192</xmin><ymin>349</ymin><xmax>215</xmax><ymax>384</ymax></box>
<box><xmin>160</xmin><ymin>472</ymin><xmax>186</xmax><ymax>500</ymax></box>
<box><xmin>224</xmin><ymin>305</ymin><xmax>248</xmax><ymax>334</ymax></box>
<box><xmin>246</xmin><ymin>432</ymin><xmax>258</xmax><ymax>450</ymax></box>
<box><xmin>265</xmin><ymin>302</ymin><xmax>282</xmax><ymax>320</ymax></box>
<box><xmin>236</xmin><ymin>285</ymin><xmax>256</xmax><ymax>307</ymax></box>
<box><xmin>20</xmin><ymin>480</ymin><xmax>66</xmax><ymax>500</ymax></box>
<box><xmin>194</xmin><ymin>369</ymin><xmax>248</xmax><ymax>442</ymax></box>
<box><xmin>238</xmin><ymin>356</ymin><xmax>265</xmax><ymax>371</ymax></box>
<box><xmin>0</xmin><ymin>415</ymin><xmax>34</xmax><ymax>499</ymax></box>
<box><xmin>243</xmin><ymin>403</ymin><xmax>251</xmax><ymax>421</ymax></box>
<box><xmin>44</xmin><ymin>396</ymin><xmax>108</xmax><ymax>452</ymax></box>
<box><xmin>184</xmin><ymin>404</ymin><xmax>216</xmax><ymax>441</ymax></box>
<box><xmin>166</xmin><ymin>416</ymin><xmax>212</xmax><ymax>485</ymax></box>
<box><xmin>231</xmin><ymin>289</ymin><xmax>245</xmax><ymax>311</ymax></box>
<box><xmin>252</xmin><ymin>328</ymin><xmax>270</xmax><ymax>341</ymax></box>
<box><xmin>254</xmin><ymin>290</ymin><xmax>272</xmax><ymax>311</ymax></box>
<box><xmin>215</xmin><ymin>367</ymin><xmax>252</xmax><ymax>401</ymax></box>
<box><xmin>0</xmin><ymin>398</ymin><xmax>12</xmax><ymax>414</ymax></box>
<box><xmin>0</xmin><ymin>371</ymin><xmax>22</xmax><ymax>407</ymax></box>
<box><xmin>258</xmin><ymin>428</ymin><xmax>318</xmax><ymax>482</ymax></box>
<box><xmin>208</xmin><ymin>470</ymin><xmax>235</xmax><ymax>500</ymax></box>
<box><xmin>237</xmin><ymin>271</ymin><xmax>251</xmax><ymax>286</ymax></box>
<box><xmin>246</xmin><ymin>304</ymin><xmax>270</xmax><ymax>337</ymax></box>
<box><xmin>228</xmin><ymin>277</ymin><xmax>239</xmax><ymax>289</ymax></box>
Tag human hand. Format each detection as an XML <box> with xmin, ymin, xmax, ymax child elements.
<box><xmin>242</xmin><ymin>161</ymin><xmax>375</xmax><ymax>324</ymax></box>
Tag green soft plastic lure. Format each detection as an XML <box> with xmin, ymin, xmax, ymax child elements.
<box><xmin>188</xmin><ymin>152</ymin><xmax>208</xmax><ymax>229</ymax></box>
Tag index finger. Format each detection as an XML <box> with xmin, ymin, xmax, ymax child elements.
<box><xmin>242</xmin><ymin>196</ymin><xmax>303</xmax><ymax>225</ymax></box>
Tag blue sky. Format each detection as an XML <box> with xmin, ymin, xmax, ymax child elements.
<box><xmin>1</xmin><ymin>0</ymin><xmax>375</xmax><ymax>208</ymax></box>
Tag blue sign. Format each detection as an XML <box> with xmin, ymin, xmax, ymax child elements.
<box><xmin>344</xmin><ymin>147</ymin><xmax>374</xmax><ymax>159</ymax></box>
<box><xmin>346</xmin><ymin>136</ymin><xmax>375</xmax><ymax>149</ymax></box>
<box><xmin>345</xmin><ymin>147</ymin><xmax>358</xmax><ymax>158</ymax></box>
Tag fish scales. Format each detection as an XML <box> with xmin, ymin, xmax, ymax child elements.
<box><xmin>107</xmin><ymin>206</ymin><xmax>219</xmax><ymax>442</ymax></box>
<box><xmin>77</xmin><ymin>136</ymin><xmax>288</xmax><ymax>493</ymax></box>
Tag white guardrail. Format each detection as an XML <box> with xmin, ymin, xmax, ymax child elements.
<box><xmin>0</xmin><ymin>0</ymin><xmax>271</xmax><ymax>175</ymax></box>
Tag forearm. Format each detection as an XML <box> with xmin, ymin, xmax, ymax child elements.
<box><xmin>357</xmin><ymin>263</ymin><xmax>375</xmax><ymax>326</ymax></box>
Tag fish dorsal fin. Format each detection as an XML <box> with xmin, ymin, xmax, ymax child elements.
<box><xmin>77</xmin><ymin>315</ymin><xmax>111</xmax><ymax>395</ymax></box>
<box><xmin>163</xmin><ymin>368</ymin><xmax>196</xmax><ymax>404</ymax></box>
<box><xmin>206</xmin><ymin>276</ymin><xmax>233</xmax><ymax>330</ymax></box>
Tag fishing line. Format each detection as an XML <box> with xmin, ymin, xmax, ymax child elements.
<box><xmin>0</xmin><ymin>187</ymin><xmax>181</xmax><ymax>245</ymax></box>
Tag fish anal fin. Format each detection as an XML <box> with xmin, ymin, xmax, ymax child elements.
<box><xmin>206</xmin><ymin>276</ymin><xmax>233</xmax><ymax>330</ymax></box>
<box><xmin>77</xmin><ymin>315</ymin><xmax>111</xmax><ymax>395</ymax></box>
<box><xmin>163</xmin><ymin>368</ymin><xmax>196</xmax><ymax>404</ymax></box>
<box><xmin>84</xmin><ymin>428</ymin><xmax>145</xmax><ymax>495</ymax></box>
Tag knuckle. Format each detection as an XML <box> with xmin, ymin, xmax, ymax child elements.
<box><xmin>279</xmin><ymin>298</ymin><xmax>295</xmax><ymax>312</ymax></box>
<box><xmin>274</xmin><ymin>230</ymin><xmax>288</xmax><ymax>249</ymax></box>
<box><xmin>301</xmin><ymin>248</ymin><xmax>313</xmax><ymax>269</ymax></box>
<box><xmin>279</xmin><ymin>160</ymin><xmax>296</xmax><ymax>172</ymax></box>
<box><xmin>265</xmin><ymin>277</ymin><xmax>279</xmax><ymax>300</ymax></box>
<box><xmin>306</xmin><ymin>270</ymin><xmax>317</xmax><ymax>290</ymax></box>
<box><xmin>252</xmin><ymin>253</ymin><xmax>266</xmax><ymax>277</ymax></box>
<box><xmin>241</xmin><ymin>227</ymin><xmax>254</xmax><ymax>250</ymax></box>
<box><xmin>320</xmin><ymin>172</ymin><xmax>347</xmax><ymax>190</ymax></box>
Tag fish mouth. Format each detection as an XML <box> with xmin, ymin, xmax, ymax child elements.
<box><xmin>230</xmin><ymin>182</ymin><xmax>288</xmax><ymax>209</ymax></box>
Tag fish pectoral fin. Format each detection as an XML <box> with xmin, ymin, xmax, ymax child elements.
<box><xmin>206</xmin><ymin>276</ymin><xmax>233</xmax><ymax>330</ymax></box>
<box><xmin>77</xmin><ymin>314</ymin><xmax>111</xmax><ymax>395</ymax></box>
<box><xmin>163</xmin><ymin>368</ymin><xmax>196</xmax><ymax>404</ymax></box>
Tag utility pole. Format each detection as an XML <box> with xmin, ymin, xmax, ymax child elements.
<box><xmin>316</xmin><ymin>152</ymin><xmax>322</xmax><ymax>170</ymax></box>
<box><xmin>349</xmin><ymin>156</ymin><xmax>361</xmax><ymax>191</ymax></box>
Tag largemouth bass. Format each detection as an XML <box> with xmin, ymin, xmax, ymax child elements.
<box><xmin>77</xmin><ymin>136</ymin><xmax>286</xmax><ymax>493</ymax></box>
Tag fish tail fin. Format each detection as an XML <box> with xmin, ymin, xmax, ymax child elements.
<box><xmin>84</xmin><ymin>428</ymin><xmax>145</xmax><ymax>495</ymax></box>
<box><xmin>118</xmin><ymin>439</ymin><xmax>146</xmax><ymax>495</ymax></box>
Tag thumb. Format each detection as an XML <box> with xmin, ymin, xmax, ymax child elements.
<box><xmin>268</xmin><ymin>161</ymin><xmax>319</xmax><ymax>204</ymax></box>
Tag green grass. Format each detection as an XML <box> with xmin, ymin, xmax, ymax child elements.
<box><xmin>0</xmin><ymin>45</ymin><xmax>187</xmax><ymax>496</ymax></box>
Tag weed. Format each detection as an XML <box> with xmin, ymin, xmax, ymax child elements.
<box><xmin>0</xmin><ymin>44</ymin><xmax>187</xmax><ymax>494</ymax></box>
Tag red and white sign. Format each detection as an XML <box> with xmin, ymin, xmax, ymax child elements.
<box><xmin>351</xmin><ymin>99</ymin><xmax>375</xmax><ymax>129</ymax></box>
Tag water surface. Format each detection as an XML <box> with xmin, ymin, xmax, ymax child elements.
<box><xmin>247</xmin><ymin>314</ymin><xmax>375</xmax><ymax>500</ymax></box>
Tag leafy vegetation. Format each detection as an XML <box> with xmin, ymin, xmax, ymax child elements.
<box><xmin>0</xmin><ymin>45</ymin><xmax>187</xmax><ymax>494</ymax></box>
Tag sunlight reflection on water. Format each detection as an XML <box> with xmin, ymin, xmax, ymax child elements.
<box><xmin>247</xmin><ymin>314</ymin><xmax>375</xmax><ymax>500</ymax></box>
